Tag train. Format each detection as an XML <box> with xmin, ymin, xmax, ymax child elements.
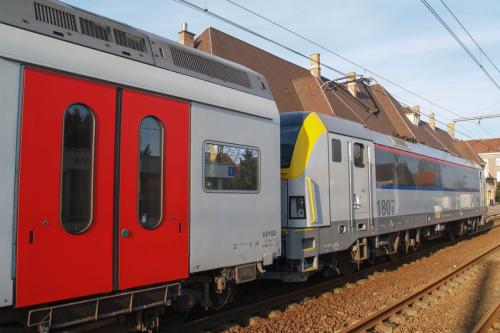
<box><xmin>0</xmin><ymin>0</ymin><xmax>487</xmax><ymax>332</ymax></box>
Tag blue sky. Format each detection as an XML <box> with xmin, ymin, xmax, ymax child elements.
<box><xmin>63</xmin><ymin>0</ymin><xmax>500</xmax><ymax>140</ymax></box>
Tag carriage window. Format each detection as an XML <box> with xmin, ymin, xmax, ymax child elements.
<box><xmin>353</xmin><ymin>143</ymin><xmax>365</xmax><ymax>167</ymax></box>
<box><xmin>204</xmin><ymin>142</ymin><xmax>259</xmax><ymax>192</ymax></box>
<box><xmin>331</xmin><ymin>139</ymin><xmax>342</xmax><ymax>162</ymax></box>
<box><xmin>61</xmin><ymin>104</ymin><xmax>95</xmax><ymax>234</ymax></box>
<box><xmin>138</xmin><ymin>117</ymin><xmax>164</xmax><ymax>230</ymax></box>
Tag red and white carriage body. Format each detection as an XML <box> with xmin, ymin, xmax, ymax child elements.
<box><xmin>0</xmin><ymin>0</ymin><xmax>280</xmax><ymax>327</ymax></box>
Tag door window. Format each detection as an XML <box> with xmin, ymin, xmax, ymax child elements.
<box><xmin>138</xmin><ymin>116</ymin><xmax>164</xmax><ymax>229</ymax></box>
<box><xmin>60</xmin><ymin>104</ymin><xmax>95</xmax><ymax>234</ymax></box>
<box><xmin>353</xmin><ymin>143</ymin><xmax>365</xmax><ymax>167</ymax></box>
<box><xmin>331</xmin><ymin>139</ymin><xmax>342</xmax><ymax>162</ymax></box>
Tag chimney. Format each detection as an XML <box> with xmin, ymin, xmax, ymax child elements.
<box><xmin>447</xmin><ymin>122</ymin><xmax>455</xmax><ymax>139</ymax></box>
<box><xmin>404</xmin><ymin>105</ymin><xmax>421</xmax><ymax>126</ymax></box>
<box><xmin>428</xmin><ymin>112</ymin><xmax>436</xmax><ymax>130</ymax></box>
<box><xmin>310</xmin><ymin>53</ymin><xmax>320</xmax><ymax>77</ymax></box>
<box><xmin>347</xmin><ymin>72</ymin><xmax>359</xmax><ymax>97</ymax></box>
<box><xmin>178</xmin><ymin>22</ymin><xmax>195</xmax><ymax>48</ymax></box>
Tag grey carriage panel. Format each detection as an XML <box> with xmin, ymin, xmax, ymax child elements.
<box><xmin>189</xmin><ymin>102</ymin><xmax>281</xmax><ymax>273</ymax></box>
<box><xmin>0</xmin><ymin>23</ymin><xmax>278</xmax><ymax>121</ymax></box>
<box><xmin>0</xmin><ymin>0</ymin><xmax>273</xmax><ymax>100</ymax></box>
<box><xmin>0</xmin><ymin>59</ymin><xmax>20</xmax><ymax>307</ymax></box>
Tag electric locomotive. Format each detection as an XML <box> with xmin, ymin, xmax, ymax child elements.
<box><xmin>271</xmin><ymin>111</ymin><xmax>486</xmax><ymax>281</ymax></box>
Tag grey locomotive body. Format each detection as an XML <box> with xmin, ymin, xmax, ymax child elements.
<box><xmin>275</xmin><ymin>111</ymin><xmax>485</xmax><ymax>280</ymax></box>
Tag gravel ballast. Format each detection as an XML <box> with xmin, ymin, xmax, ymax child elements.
<box><xmin>225</xmin><ymin>227</ymin><xmax>500</xmax><ymax>333</ymax></box>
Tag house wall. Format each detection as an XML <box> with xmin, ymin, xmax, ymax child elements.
<box><xmin>480</xmin><ymin>152</ymin><xmax>500</xmax><ymax>204</ymax></box>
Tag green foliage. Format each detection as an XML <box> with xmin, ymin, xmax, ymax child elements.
<box><xmin>496</xmin><ymin>185</ymin><xmax>500</xmax><ymax>203</ymax></box>
<box><xmin>233</xmin><ymin>149</ymin><xmax>258</xmax><ymax>190</ymax></box>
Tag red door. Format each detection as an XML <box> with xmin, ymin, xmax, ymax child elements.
<box><xmin>16</xmin><ymin>68</ymin><xmax>116</xmax><ymax>307</ymax></box>
<box><xmin>118</xmin><ymin>89</ymin><xmax>189</xmax><ymax>290</ymax></box>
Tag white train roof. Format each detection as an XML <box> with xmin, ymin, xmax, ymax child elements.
<box><xmin>0</xmin><ymin>1</ymin><xmax>279</xmax><ymax>121</ymax></box>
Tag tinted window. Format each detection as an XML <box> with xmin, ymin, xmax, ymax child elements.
<box><xmin>280</xmin><ymin>124</ymin><xmax>301</xmax><ymax>168</ymax></box>
<box><xmin>353</xmin><ymin>143</ymin><xmax>365</xmax><ymax>167</ymax></box>
<box><xmin>204</xmin><ymin>143</ymin><xmax>259</xmax><ymax>192</ymax></box>
<box><xmin>375</xmin><ymin>149</ymin><xmax>397</xmax><ymax>186</ymax></box>
<box><xmin>61</xmin><ymin>104</ymin><xmax>95</xmax><ymax>234</ymax></box>
<box><xmin>375</xmin><ymin>146</ymin><xmax>479</xmax><ymax>192</ymax></box>
<box><xmin>138</xmin><ymin>117</ymin><xmax>163</xmax><ymax>230</ymax></box>
<box><xmin>280</xmin><ymin>112</ymin><xmax>307</xmax><ymax>168</ymax></box>
<box><xmin>331</xmin><ymin>139</ymin><xmax>341</xmax><ymax>162</ymax></box>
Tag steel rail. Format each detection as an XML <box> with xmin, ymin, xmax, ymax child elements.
<box><xmin>471</xmin><ymin>302</ymin><xmax>500</xmax><ymax>333</ymax></box>
<box><xmin>337</xmin><ymin>242</ymin><xmax>500</xmax><ymax>333</ymax></box>
<box><xmin>173</xmin><ymin>223</ymin><xmax>500</xmax><ymax>333</ymax></box>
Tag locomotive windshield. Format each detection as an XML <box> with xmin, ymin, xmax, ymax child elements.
<box><xmin>280</xmin><ymin>112</ymin><xmax>309</xmax><ymax>168</ymax></box>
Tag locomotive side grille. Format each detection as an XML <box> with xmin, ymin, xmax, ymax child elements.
<box><xmin>391</xmin><ymin>137</ymin><xmax>409</xmax><ymax>147</ymax></box>
<box><xmin>34</xmin><ymin>2</ymin><xmax>77</xmax><ymax>32</ymax></box>
<box><xmin>79</xmin><ymin>17</ymin><xmax>111</xmax><ymax>41</ymax></box>
<box><xmin>113</xmin><ymin>29</ymin><xmax>146</xmax><ymax>52</ymax></box>
<box><xmin>170</xmin><ymin>47</ymin><xmax>252</xmax><ymax>89</ymax></box>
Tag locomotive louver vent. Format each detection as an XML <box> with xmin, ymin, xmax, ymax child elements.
<box><xmin>391</xmin><ymin>137</ymin><xmax>409</xmax><ymax>147</ymax></box>
<box><xmin>113</xmin><ymin>29</ymin><xmax>146</xmax><ymax>52</ymax></box>
<box><xmin>170</xmin><ymin>47</ymin><xmax>252</xmax><ymax>89</ymax></box>
<box><xmin>79</xmin><ymin>17</ymin><xmax>111</xmax><ymax>41</ymax></box>
<box><xmin>34</xmin><ymin>2</ymin><xmax>77</xmax><ymax>31</ymax></box>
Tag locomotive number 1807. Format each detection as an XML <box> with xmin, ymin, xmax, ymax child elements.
<box><xmin>377</xmin><ymin>199</ymin><xmax>395</xmax><ymax>216</ymax></box>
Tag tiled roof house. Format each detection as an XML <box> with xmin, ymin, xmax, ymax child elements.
<box><xmin>187</xmin><ymin>26</ymin><xmax>482</xmax><ymax>164</ymax></box>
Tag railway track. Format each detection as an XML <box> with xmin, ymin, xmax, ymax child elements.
<box><xmin>471</xmin><ymin>302</ymin><xmax>500</xmax><ymax>333</ymax></box>
<box><xmin>170</xmin><ymin>222</ymin><xmax>500</xmax><ymax>333</ymax></box>
<box><xmin>337</xmin><ymin>241</ymin><xmax>500</xmax><ymax>333</ymax></box>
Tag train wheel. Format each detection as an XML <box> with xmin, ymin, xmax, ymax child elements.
<box><xmin>387</xmin><ymin>234</ymin><xmax>400</xmax><ymax>261</ymax></box>
<box><xmin>336</xmin><ymin>252</ymin><xmax>356</xmax><ymax>275</ymax></box>
<box><xmin>128</xmin><ymin>308</ymin><xmax>160</xmax><ymax>333</ymax></box>
<box><xmin>210</xmin><ymin>282</ymin><xmax>235</xmax><ymax>311</ymax></box>
<box><xmin>447</xmin><ymin>226</ymin><xmax>457</xmax><ymax>241</ymax></box>
<box><xmin>367</xmin><ymin>246</ymin><xmax>376</xmax><ymax>265</ymax></box>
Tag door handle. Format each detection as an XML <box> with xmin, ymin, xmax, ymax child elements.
<box><xmin>121</xmin><ymin>229</ymin><xmax>130</xmax><ymax>238</ymax></box>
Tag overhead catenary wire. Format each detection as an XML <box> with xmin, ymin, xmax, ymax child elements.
<box><xmin>224</xmin><ymin>0</ymin><xmax>483</xmax><ymax>138</ymax></box>
<box><xmin>224</xmin><ymin>0</ymin><xmax>470</xmax><ymax>120</ymax></box>
<box><xmin>171</xmin><ymin>0</ymin><xmax>345</xmax><ymax>77</ymax></box>
<box><xmin>172</xmin><ymin>0</ymin><xmax>490</xmax><ymax>144</ymax></box>
<box><xmin>439</xmin><ymin>0</ymin><xmax>500</xmax><ymax>75</ymax></box>
<box><xmin>476</xmin><ymin>123</ymin><xmax>495</xmax><ymax>139</ymax></box>
<box><xmin>223</xmin><ymin>0</ymin><xmax>494</xmax><ymax>141</ymax></box>
<box><xmin>420</xmin><ymin>0</ymin><xmax>500</xmax><ymax>91</ymax></box>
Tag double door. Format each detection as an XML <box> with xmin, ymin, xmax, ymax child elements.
<box><xmin>16</xmin><ymin>68</ymin><xmax>189</xmax><ymax>307</ymax></box>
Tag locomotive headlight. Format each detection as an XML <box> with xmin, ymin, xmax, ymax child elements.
<box><xmin>289</xmin><ymin>196</ymin><xmax>306</xmax><ymax>219</ymax></box>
